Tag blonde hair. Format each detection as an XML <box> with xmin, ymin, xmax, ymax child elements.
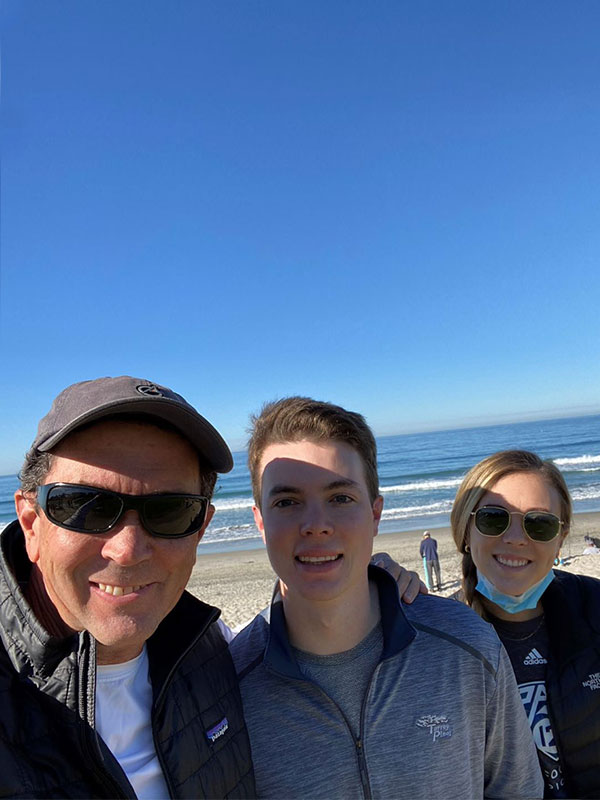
<box><xmin>450</xmin><ymin>450</ymin><xmax>572</xmax><ymax>618</ymax></box>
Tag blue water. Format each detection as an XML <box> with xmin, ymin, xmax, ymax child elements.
<box><xmin>2</xmin><ymin>414</ymin><xmax>598</xmax><ymax>553</ymax></box>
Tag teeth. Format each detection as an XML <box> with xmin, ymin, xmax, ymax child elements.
<box><xmin>495</xmin><ymin>556</ymin><xmax>529</xmax><ymax>568</ymax></box>
<box><xmin>97</xmin><ymin>583</ymin><xmax>143</xmax><ymax>596</ymax></box>
<box><xmin>297</xmin><ymin>555</ymin><xmax>339</xmax><ymax>563</ymax></box>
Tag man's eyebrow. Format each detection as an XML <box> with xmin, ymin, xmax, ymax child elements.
<box><xmin>266</xmin><ymin>478</ymin><xmax>359</xmax><ymax>497</ymax></box>
<box><xmin>268</xmin><ymin>484</ymin><xmax>301</xmax><ymax>497</ymax></box>
<box><xmin>324</xmin><ymin>479</ymin><xmax>360</xmax><ymax>491</ymax></box>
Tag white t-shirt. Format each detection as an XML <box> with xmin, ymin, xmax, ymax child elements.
<box><xmin>96</xmin><ymin>646</ymin><xmax>169</xmax><ymax>800</ymax></box>
<box><xmin>95</xmin><ymin>619</ymin><xmax>234</xmax><ymax>798</ymax></box>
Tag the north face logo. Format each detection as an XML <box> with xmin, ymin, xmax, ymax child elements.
<box><xmin>524</xmin><ymin>648</ymin><xmax>547</xmax><ymax>665</ymax></box>
<box><xmin>583</xmin><ymin>673</ymin><xmax>600</xmax><ymax>691</ymax></box>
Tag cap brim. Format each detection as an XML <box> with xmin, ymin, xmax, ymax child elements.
<box><xmin>37</xmin><ymin>397</ymin><xmax>233</xmax><ymax>472</ymax></box>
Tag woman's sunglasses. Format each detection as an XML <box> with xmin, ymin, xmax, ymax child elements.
<box><xmin>37</xmin><ymin>483</ymin><xmax>209</xmax><ymax>539</ymax></box>
<box><xmin>470</xmin><ymin>505</ymin><xmax>563</xmax><ymax>543</ymax></box>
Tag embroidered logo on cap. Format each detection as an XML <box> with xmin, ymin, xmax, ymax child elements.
<box><xmin>136</xmin><ymin>384</ymin><xmax>163</xmax><ymax>396</ymax></box>
<box><xmin>416</xmin><ymin>714</ymin><xmax>452</xmax><ymax>742</ymax></box>
<box><xmin>583</xmin><ymin>673</ymin><xmax>600</xmax><ymax>691</ymax></box>
<box><xmin>206</xmin><ymin>717</ymin><xmax>229</xmax><ymax>742</ymax></box>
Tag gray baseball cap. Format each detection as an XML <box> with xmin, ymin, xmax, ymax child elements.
<box><xmin>29</xmin><ymin>376</ymin><xmax>233</xmax><ymax>472</ymax></box>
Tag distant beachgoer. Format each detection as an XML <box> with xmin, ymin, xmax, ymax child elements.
<box><xmin>582</xmin><ymin>543</ymin><xmax>600</xmax><ymax>555</ymax></box>
<box><xmin>450</xmin><ymin>450</ymin><xmax>600</xmax><ymax>798</ymax></box>
<box><xmin>231</xmin><ymin>397</ymin><xmax>543</xmax><ymax>799</ymax></box>
<box><xmin>419</xmin><ymin>530</ymin><xmax>442</xmax><ymax>591</ymax></box>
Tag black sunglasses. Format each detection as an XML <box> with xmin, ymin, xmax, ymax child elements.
<box><xmin>37</xmin><ymin>483</ymin><xmax>209</xmax><ymax>539</ymax></box>
<box><xmin>471</xmin><ymin>505</ymin><xmax>563</xmax><ymax>543</ymax></box>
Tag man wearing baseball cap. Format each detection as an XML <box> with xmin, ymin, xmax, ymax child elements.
<box><xmin>0</xmin><ymin>377</ymin><xmax>255</xmax><ymax>798</ymax></box>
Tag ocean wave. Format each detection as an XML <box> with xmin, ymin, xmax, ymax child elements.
<box><xmin>570</xmin><ymin>486</ymin><xmax>600</xmax><ymax>502</ymax></box>
<box><xmin>201</xmin><ymin>525</ymin><xmax>260</xmax><ymax>545</ymax></box>
<box><xmin>380</xmin><ymin>478</ymin><xmax>463</xmax><ymax>494</ymax></box>
<box><xmin>206</xmin><ymin>523</ymin><xmax>254</xmax><ymax>536</ymax></box>
<box><xmin>381</xmin><ymin>500</ymin><xmax>453</xmax><ymax>520</ymax></box>
<box><xmin>553</xmin><ymin>454</ymin><xmax>600</xmax><ymax>471</ymax></box>
<box><xmin>212</xmin><ymin>497</ymin><xmax>254</xmax><ymax>512</ymax></box>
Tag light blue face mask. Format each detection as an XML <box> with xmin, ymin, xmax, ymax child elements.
<box><xmin>475</xmin><ymin>569</ymin><xmax>555</xmax><ymax>614</ymax></box>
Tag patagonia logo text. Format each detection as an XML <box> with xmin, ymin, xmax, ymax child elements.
<box><xmin>416</xmin><ymin>714</ymin><xmax>452</xmax><ymax>742</ymax></box>
<box><xmin>206</xmin><ymin>717</ymin><xmax>229</xmax><ymax>742</ymax></box>
<box><xmin>583</xmin><ymin>673</ymin><xmax>600</xmax><ymax>691</ymax></box>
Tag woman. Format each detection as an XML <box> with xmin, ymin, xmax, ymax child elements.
<box><xmin>451</xmin><ymin>450</ymin><xmax>600</xmax><ymax>799</ymax></box>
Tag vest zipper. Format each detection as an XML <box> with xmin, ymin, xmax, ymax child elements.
<box><xmin>78</xmin><ymin>633</ymin><xmax>134</xmax><ymax>798</ymax></box>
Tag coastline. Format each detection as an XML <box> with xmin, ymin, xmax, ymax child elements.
<box><xmin>188</xmin><ymin>510</ymin><xmax>600</xmax><ymax>629</ymax></box>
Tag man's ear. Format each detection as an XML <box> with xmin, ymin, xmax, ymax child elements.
<box><xmin>372</xmin><ymin>495</ymin><xmax>384</xmax><ymax>538</ymax></box>
<box><xmin>15</xmin><ymin>490</ymin><xmax>42</xmax><ymax>563</ymax></box>
<box><xmin>196</xmin><ymin>504</ymin><xmax>216</xmax><ymax>544</ymax></box>
<box><xmin>252</xmin><ymin>505</ymin><xmax>266</xmax><ymax>544</ymax></box>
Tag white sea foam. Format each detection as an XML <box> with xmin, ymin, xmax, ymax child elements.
<box><xmin>570</xmin><ymin>485</ymin><xmax>600</xmax><ymax>502</ymax></box>
<box><xmin>212</xmin><ymin>497</ymin><xmax>254</xmax><ymax>512</ymax></box>
<box><xmin>553</xmin><ymin>454</ymin><xmax>600</xmax><ymax>471</ymax></box>
<box><xmin>201</xmin><ymin>524</ymin><xmax>259</xmax><ymax>544</ymax></box>
<box><xmin>380</xmin><ymin>478</ymin><xmax>463</xmax><ymax>494</ymax></box>
<box><xmin>381</xmin><ymin>500</ymin><xmax>453</xmax><ymax>520</ymax></box>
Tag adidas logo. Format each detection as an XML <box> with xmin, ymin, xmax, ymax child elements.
<box><xmin>524</xmin><ymin>648</ymin><xmax>547</xmax><ymax>665</ymax></box>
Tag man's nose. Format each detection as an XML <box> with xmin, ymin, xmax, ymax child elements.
<box><xmin>300</xmin><ymin>503</ymin><xmax>333</xmax><ymax>536</ymax></box>
<box><xmin>100</xmin><ymin>510</ymin><xmax>154</xmax><ymax>564</ymax></box>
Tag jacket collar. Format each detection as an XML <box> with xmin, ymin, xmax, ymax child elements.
<box><xmin>262</xmin><ymin>564</ymin><xmax>416</xmax><ymax>679</ymax></box>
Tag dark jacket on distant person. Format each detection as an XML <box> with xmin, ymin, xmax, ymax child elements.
<box><xmin>0</xmin><ymin>520</ymin><xmax>256</xmax><ymax>799</ymax></box>
<box><xmin>419</xmin><ymin>536</ymin><xmax>439</xmax><ymax>561</ymax></box>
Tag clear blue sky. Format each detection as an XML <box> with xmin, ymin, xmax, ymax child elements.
<box><xmin>2</xmin><ymin>1</ymin><xmax>599</xmax><ymax>474</ymax></box>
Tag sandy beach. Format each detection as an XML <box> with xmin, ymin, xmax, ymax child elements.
<box><xmin>188</xmin><ymin>511</ymin><xmax>600</xmax><ymax>629</ymax></box>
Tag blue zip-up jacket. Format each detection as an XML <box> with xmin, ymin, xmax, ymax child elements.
<box><xmin>231</xmin><ymin>566</ymin><xmax>543</xmax><ymax>799</ymax></box>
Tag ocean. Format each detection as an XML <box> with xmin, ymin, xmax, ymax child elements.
<box><xmin>1</xmin><ymin>414</ymin><xmax>598</xmax><ymax>554</ymax></box>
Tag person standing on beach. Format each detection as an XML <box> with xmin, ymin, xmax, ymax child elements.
<box><xmin>230</xmin><ymin>396</ymin><xmax>542</xmax><ymax>799</ymax></box>
<box><xmin>0</xmin><ymin>376</ymin><xmax>255</xmax><ymax>798</ymax></box>
<box><xmin>420</xmin><ymin>530</ymin><xmax>442</xmax><ymax>591</ymax></box>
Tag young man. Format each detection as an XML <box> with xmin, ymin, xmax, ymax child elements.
<box><xmin>1</xmin><ymin>376</ymin><xmax>255</xmax><ymax>798</ymax></box>
<box><xmin>230</xmin><ymin>397</ymin><xmax>543</xmax><ymax>799</ymax></box>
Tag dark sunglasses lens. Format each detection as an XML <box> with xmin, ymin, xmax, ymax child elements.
<box><xmin>143</xmin><ymin>496</ymin><xmax>206</xmax><ymax>537</ymax></box>
<box><xmin>523</xmin><ymin>512</ymin><xmax>560</xmax><ymax>542</ymax></box>
<box><xmin>475</xmin><ymin>507</ymin><xmax>510</xmax><ymax>536</ymax></box>
<box><xmin>46</xmin><ymin>486</ymin><xmax>122</xmax><ymax>532</ymax></box>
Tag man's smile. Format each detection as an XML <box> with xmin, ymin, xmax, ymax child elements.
<box><xmin>92</xmin><ymin>581</ymin><xmax>151</xmax><ymax>597</ymax></box>
<box><xmin>295</xmin><ymin>553</ymin><xmax>342</xmax><ymax>564</ymax></box>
